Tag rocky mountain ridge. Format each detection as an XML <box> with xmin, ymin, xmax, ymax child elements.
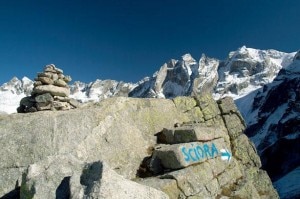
<box><xmin>0</xmin><ymin>46</ymin><xmax>295</xmax><ymax>114</ymax></box>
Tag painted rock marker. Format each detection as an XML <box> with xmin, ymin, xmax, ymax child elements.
<box><xmin>181</xmin><ymin>142</ymin><xmax>219</xmax><ymax>163</ymax></box>
<box><xmin>220</xmin><ymin>149</ymin><xmax>231</xmax><ymax>162</ymax></box>
<box><xmin>152</xmin><ymin>138</ymin><xmax>230</xmax><ymax>169</ymax></box>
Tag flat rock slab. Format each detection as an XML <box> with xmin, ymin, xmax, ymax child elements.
<box><xmin>33</xmin><ymin>85</ymin><xmax>70</xmax><ymax>97</ymax></box>
<box><xmin>153</xmin><ymin>138</ymin><xmax>230</xmax><ymax>169</ymax></box>
<box><xmin>54</xmin><ymin>79</ymin><xmax>67</xmax><ymax>87</ymax></box>
<box><xmin>36</xmin><ymin>76</ymin><xmax>54</xmax><ymax>85</ymax></box>
<box><xmin>157</xmin><ymin>124</ymin><xmax>227</xmax><ymax>144</ymax></box>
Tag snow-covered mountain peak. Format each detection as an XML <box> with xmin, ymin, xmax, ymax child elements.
<box><xmin>229</xmin><ymin>46</ymin><xmax>293</xmax><ymax>64</ymax></box>
<box><xmin>199</xmin><ymin>54</ymin><xmax>219</xmax><ymax>70</ymax></box>
<box><xmin>214</xmin><ymin>47</ymin><xmax>296</xmax><ymax>100</ymax></box>
<box><xmin>1</xmin><ymin>77</ymin><xmax>18</xmax><ymax>90</ymax></box>
<box><xmin>0</xmin><ymin>76</ymin><xmax>33</xmax><ymax>95</ymax></box>
<box><xmin>228</xmin><ymin>46</ymin><xmax>258</xmax><ymax>60</ymax></box>
<box><xmin>129</xmin><ymin>53</ymin><xmax>220</xmax><ymax>98</ymax></box>
<box><xmin>22</xmin><ymin>76</ymin><xmax>32</xmax><ymax>84</ymax></box>
<box><xmin>239</xmin><ymin>45</ymin><xmax>247</xmax><ymax>51</ymax></box>
<box><xmin>236</xmin><ymin>46</ymin><xmax>263</xmax><ymax>61</ymax></box>
<box><xmin>182</xmin><ymin>53</ymin><xmax>196</xmax><ymax>63</ymax></box>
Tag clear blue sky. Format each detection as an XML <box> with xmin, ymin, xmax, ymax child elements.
<box><xmin>0</xmin><ymin>0</ymin><xmax>299</xmax><ymax>84</ymax></box>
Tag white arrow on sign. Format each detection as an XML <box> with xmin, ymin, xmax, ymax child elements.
<box><xmin>220</xmin><ymin>149</ymin><xmax>231</xmax><ymax>162</ymax></box>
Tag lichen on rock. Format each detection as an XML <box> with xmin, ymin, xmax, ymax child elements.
<box><xmin>1</xmin><ymin>95</ymin><xmax>278</xmax><ymax>198</ymax></box>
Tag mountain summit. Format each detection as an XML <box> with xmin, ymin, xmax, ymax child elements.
<box><xmin>129</xmin><ymin>53</ymin><xmax>219</xmax><ymax>98</ymax></box>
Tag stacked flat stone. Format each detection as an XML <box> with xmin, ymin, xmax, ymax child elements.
<box><xmin>18</xmin><ymin>64</ymin><xmax>80</xmax><ymax>113</ymax></box>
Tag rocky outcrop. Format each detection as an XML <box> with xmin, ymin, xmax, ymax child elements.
<box><xmin>0</xmin><ymin>95</ymin><xmax>278</xmax><ymax>198</ymax></box>
<box><xmin>136</xmin><ymin>96</ymin><xmax>277</xmax><ymax>198</ymax></box>
<box><xmin>0</xmin><ymin>97</ymin><xmax>185</xmax><ymax>198</ymax></box>
<box><xmin>17</xmin><ymin>64</ymin><xmax>80</xmax><ymax>113</ymax></box>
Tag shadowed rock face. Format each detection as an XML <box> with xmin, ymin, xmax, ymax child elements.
<box><xmin>0</xmin><ymin>95</ymin><xmax>278</xmax><ymax>198</ymax></box>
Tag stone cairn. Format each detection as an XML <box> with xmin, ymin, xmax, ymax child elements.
<box><xmin>17</xmin><ymin>64</ymin><xmax>80</xmax><ymax>113</ymax></box>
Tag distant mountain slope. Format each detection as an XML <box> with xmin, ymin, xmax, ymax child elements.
<box><xmin>0</xmin><ymin>77</ymin><xmax>33</xmax><ymax>114</ymax></box>
<box><xmin>214</xmin><ymin>46</ymin><xmax>295</xmax><ymax>99</ymax></box>
<box><xmin>240</xmin><ymin>52</ymin><xmax>300</xmax><ymax>198</ymax></box>
<box><xmin>70</xmin><ymin>80</ymin><xmax>136</xmax><ymax>102</ymax></box>
<box><xmin>0</xmin><ymin>78</ymin><xmax>136</xmax><ymax>114</ymax></box>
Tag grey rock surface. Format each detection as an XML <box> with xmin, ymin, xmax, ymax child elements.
<box><xmin>1</xmin><ymin>97</ymin><xmax>183</xmax><ymax>197</ymax></box>
<box><xmin>32</xmin><ymin>85</ymin><xmax>70</xmax><ymax>97</ymax></box>
<box><xmin>73</xmin><ymin>161</ymin><xmax>169</xmax><ymax>199</ymax></box>
<box><xmin>54</xmin><ymin>79</ymin><xmax>67</xmax><ymax>87</ymax></box>
<box><xmin>20</xmin><ymin>154</ymin><xmax>83</xmax><ymax>199</ymax></box>
<box><xmin>137</xmin><ymin>95</ymin><xmax>278</xmax><ymax>199</ymax></box>
<box><xmin>135</xmin><ymin>177</ymin><xmax>183</xmax><ymax>199</ymax></box>
<box><xmin>157</xmin><ymin>124</ymin><xmax>226</xmax><ymax>144</ymax></box>
<box><xmin>153</xmin><ymin>138</ymin><xmax>227</xmax><ymax>169</ymax></box>
<box><xmin>0</xmin><ymin>95</ymin><xmax>278</xmax><ymax>198</ymax></box>
<box><xmin>20</xmin><ymin>155</ymin><xmax>168</xmax><ymax>199</ymax></box>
